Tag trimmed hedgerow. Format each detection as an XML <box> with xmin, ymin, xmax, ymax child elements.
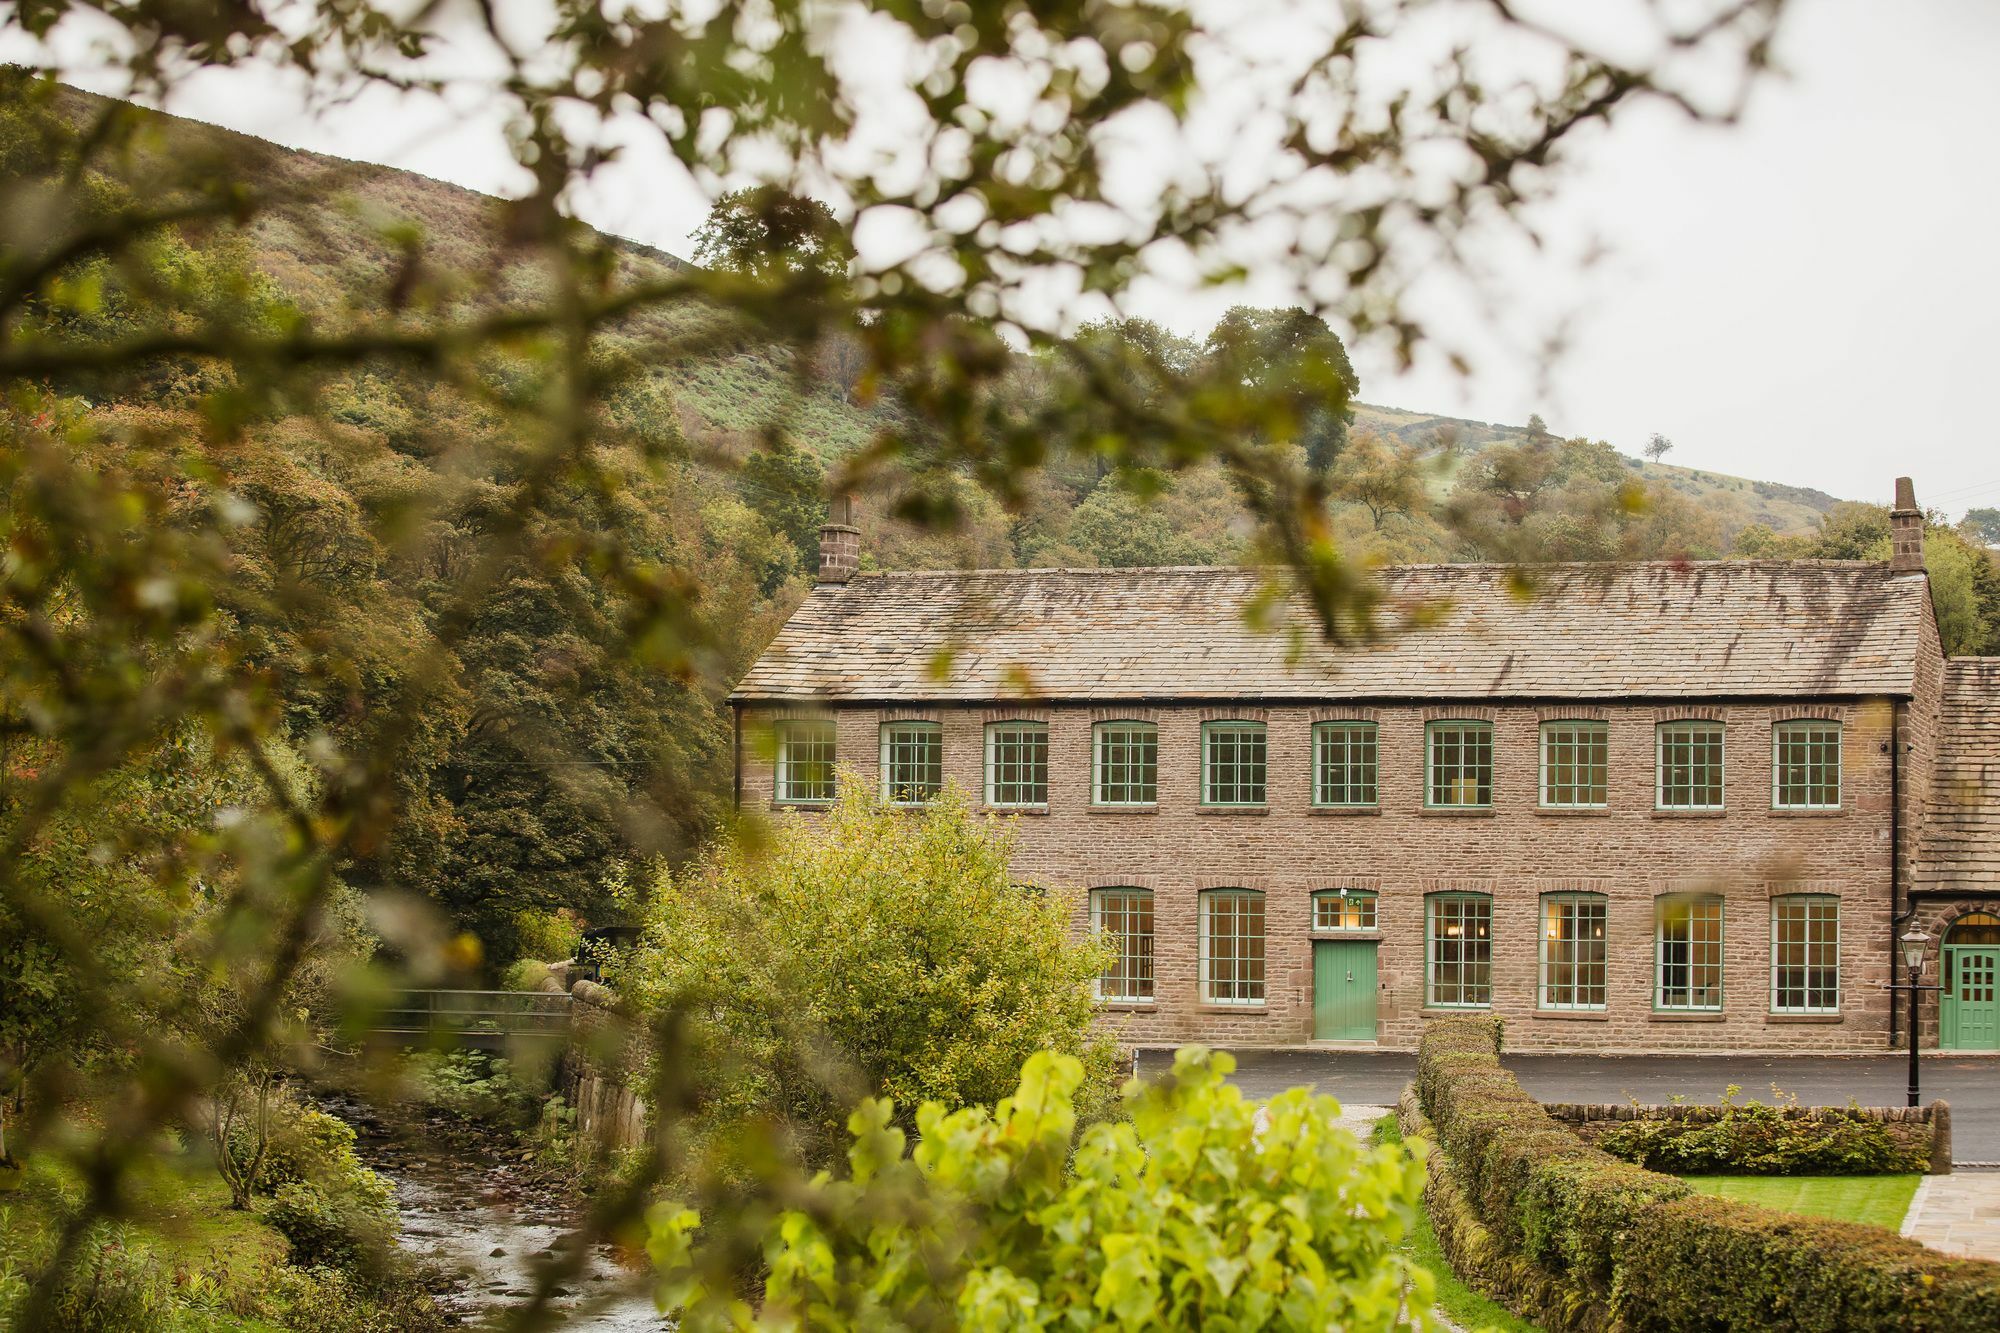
<box><xmin>1596</xmin><ymin>1100</ymin><xmax>1927</xmax><ymax>1175</ymax></box>
<box><xmin>1416</xmin><ymin>1016</ymin><xmax>2000</xmax><ymax>1332</ymax></box>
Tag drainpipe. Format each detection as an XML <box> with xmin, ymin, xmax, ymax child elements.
<box><xmin>1890</xmin><ymin>701</ymin><xmax>1912</xmax><ymax>1046</ymax></box>
<box><xmin>731</xmin><ymin>701</ymin><xmax>743</xmax><ymax>814</ymax></box>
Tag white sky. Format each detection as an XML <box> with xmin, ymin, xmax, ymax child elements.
<box><xmin>15</xmin><ymin>0</ymin><xmax>2000</xmax><ymax>514</ymax></box>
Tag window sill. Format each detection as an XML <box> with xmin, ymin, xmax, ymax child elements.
<box><xmin>1197</xmin><ymin>806</ymin><xmax>1270</xmax><ymax>816</ymax></box>
<box><xmin>985</xmin><ymin>805</ymin><xmax>1050</xmax><ymax>816</ymax></box>
<box><xmin>1309</xmin><ymin>805</ymin><xmax>1381</xmax><ymax>816</ymax></box>
<box><xmin>1650</xmin><ymin>808</ymin><xmax>1727</xmax><ymax>819</ymax></box>
<box><xmin>1420</xmin><ymin>1006</ymin><xmax>1492</xmax><ymax>1017</ymax></box>
<box><xmin>1535</xmin><ymin>807</ymin><xmax>1612</xmax><ymax>818</ymax></box>
<box><xmin>1094</xmin><ymin>1001</ymin><xmax>1156</xmax><ymax>1013</ymax></box>
<box><xmin>1086</xmin><ymin>805</ymin><xmax>1159</xmax><ymax>815</ymax></box>
<box><xmin>1649</xmin><ymin>1010</ymin><xmax>1726</xmax><ymax>1022</ymax></box>
<box><xmin>769</xmin><ymin>801</ymin><xmax>833</xmax><ymax>811</ymax></box>
<box><xmin>1768</xmin><ymin>807</ymin><xmax>1845</xmax><ymax>817</ymax></box>
<box><xmin>1419</xmin><ymin>807</ymin><xmax>1496</xmax><ymax>817</ymax></box>
<box><xmin>1310</xmin><ymin>930</ymin><xmax>1382</xmax><ymax>942</ymax></box>
<box><xmin>1531</xmin><ymin>1008</ymin><xmax>1611</xmax><ymax>1021</ymax></box>
<box><xmin>1766</xmin><ymin>1012</ymin><xmax>1844</xmax><ymax>1024</ymax></box>
<box><xmin>1197</xmin><ymin>1003</ymin><xmax>1268</xmax><ymax>1014</ymax></box>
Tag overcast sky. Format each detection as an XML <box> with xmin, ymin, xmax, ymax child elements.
<box><xmin>22</xmin><ymin>0</ymin><xmax>2000</xmax><ymax>515</ymax></box>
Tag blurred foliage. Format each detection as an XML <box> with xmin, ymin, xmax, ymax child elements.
<box><xmin>626</xmin><ymin>786</ymin><xmax>1120</xmax><ymax>1172</ymax></box>
<box><xmin>652</xmin><ymin>1047</ymin><xmax>1434</xmax><ymax>1331</ymax></box>
<box><xmin>0</xmin><ymin>0</ymin><xmax>1792</xmax><ymax>1325</ymax></box>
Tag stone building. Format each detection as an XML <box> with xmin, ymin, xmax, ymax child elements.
<box><xmin>731</xmin><ymin>479</ymin><xmax>2000</xmax><ymax>1053</ymax></box>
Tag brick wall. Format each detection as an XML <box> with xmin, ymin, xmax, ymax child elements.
<box><xmin>740</xmin><ymin>698</ymin><xmax>1903</xmax><ymax>1054</ymax></box>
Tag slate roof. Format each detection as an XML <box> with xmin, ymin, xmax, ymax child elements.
<box><xmin>733</xmin><ymin>561</ymin><xmax>1928</xmax><ymax>703</ymax></box>
<box><xmin>1916</xmin><ymin>658</ymin><xmax>2000</xmax><ymax>893</ymax></box>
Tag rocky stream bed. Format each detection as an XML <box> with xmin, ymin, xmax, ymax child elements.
<box><xmin>330</xmin><ymin>1097</ymin><xmax>665</xmax><ymax>1329</ymax></box>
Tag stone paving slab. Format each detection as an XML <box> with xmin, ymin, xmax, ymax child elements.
<box><xmin>1901</xmin><ymin>1173</ymin><xmax>2000</xmax><ymax>1261</ymax></box>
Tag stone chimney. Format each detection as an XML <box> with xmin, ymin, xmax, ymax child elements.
<box><xmin>1890</xmin><ymin>476</ymin><xmax>1925</xmax><ymax>574</ymax></box>
<box><xmin>817</xmin><ymin>494</ymin><xmax>860</xmax><ymax>584</ymax></box>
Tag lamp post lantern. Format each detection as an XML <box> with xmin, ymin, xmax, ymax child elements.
<box><xmin>1899</xmin><ymin>928</ymin><xmax>1932</xmax><ymax>1109</ymax></box>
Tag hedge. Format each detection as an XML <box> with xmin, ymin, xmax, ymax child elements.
<box><xmin>1415</xmin><ymin>1017</ymin><xmax>2000</xmax><ymax>1332</ymax></box>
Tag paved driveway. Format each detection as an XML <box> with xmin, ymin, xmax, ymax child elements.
<box><xmin>1138</xmin><ymin>1049</ymin><xmax>2000</xmax><ymax>1165</ymax></box>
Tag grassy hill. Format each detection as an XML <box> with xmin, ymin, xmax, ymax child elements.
<box><xmin>51</xmin><ymin>85</ymin><xmax>1845</xmax><ymax>535</ymax></box>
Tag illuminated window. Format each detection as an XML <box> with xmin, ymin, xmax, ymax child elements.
<box><xmin>1427</xmin><ymin>894</ymin><xmax>1492</xmax><ymax>1008</ymax></box>
<box><xmin>1091</xmin><ymin>888</ymin><xmax>1154</xmax><ymax>1002</ymax></box>
<box><xmin>1657</xmin><ymin>895</ymin><xmax>1724</xmax><ymax>1010</ymax></box>
<box><xmin>1313</xmin><ymin>889</ymin><xmax>1377</xmax><ymax>931</ymax></box>
<box><xmin>1540</xmin><ymin>894</ymin><xmax>1608</xmax><ymax>1009</ymax></box>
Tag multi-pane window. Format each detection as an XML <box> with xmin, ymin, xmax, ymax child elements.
<box><xmin>1540</xmin><ymin>894</ymin><xmax>1608</xmax><ymax>1010</ymax></box>
<box><xmin>1313</xmin><ymin>889</ymin><xmax>1378</xmax><ymax>931</ymax></box>
<box><xmin>775</xmin><ymin>719</ymin><xmax>836</xmax><ymax>804</ymax></box>
<box><xmin>1091</xmin><ymin>888</ymin><xmax>1154</xmax><ymax>1002</ymax></box>
<box><xmin>1541</xmin><ymin>721</ymin><xmax>1609</xmax><ymax>808</ymax></box>
<box><xmin>1202</xmin><ymin>722</ymin><xmax>1267</xmax><ymax>806</ymax></box>
<box><xmin>1657</xmin><ymin>721</ymin><xmax>1726</xmax><ymax>809</ymax></box>
<box><xmin>985</xmin><ymin>721</ymin><xmax>1049</xmax><ymax>807</ymax></box>
<box><xmin>1426</xmin><ymin>721</ymin><xmax>1494</xmax><ymax>808</ymax></box>
<box><xmin>1093</xmin><ymin>721</ymin><xmax>1159</xmax><ymax>806</ymax></box>
<box><xmin>1426</xmin><ymin>894</ymin><xmax>1492</xmax><ymax>1008</ymax></box>
<box><xmin>1657</xmin><ymin>895</ymin><xmax>1724</xmax><ymax>1010</ymax></box>
<box><xmin>1200</xmin><ymin>889</ymin><xmax>1266</xmax><ymax>1005</ymax></box>
<box><xmin>1773</xmin><ymin>721</ymin><xmax>1842</xmax><ymax>810</ymax></box>
<box><xmin>1312</xmin><ymin>721</ymin><xmax>1378</xmax><ymax>806</ymax></box>
<box><xmin>1771</xmin><ymin>896</ymin><xmax>1840</xmax><ymax>1014</ymax></box>
<box><xmin>879</xmin><ymin>721</ymin><xmax>943</xmax><ymax>805</ymax></box>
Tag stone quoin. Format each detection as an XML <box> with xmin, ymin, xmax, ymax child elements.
<box><xmin>729</xmin><ymin>480</ymin><xmax>2000</xmax><ymax>1054</ymax></box>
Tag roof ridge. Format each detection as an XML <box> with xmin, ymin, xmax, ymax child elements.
<box><xmin>846</xmin><ymin>558</ymin><xmax>1893</xmax><ymax>581</ymax></box>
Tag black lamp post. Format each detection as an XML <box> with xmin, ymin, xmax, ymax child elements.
<box><xmin>1898</xmin><ymin>928</ymin><xmax>1935</xmax><ymax>1109</ymax></box>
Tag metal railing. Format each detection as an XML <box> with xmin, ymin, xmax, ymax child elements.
<box><xmin>371</xmin><ymin>989</ymin><xmax>572</xmax><ymax>1041</ymax></box>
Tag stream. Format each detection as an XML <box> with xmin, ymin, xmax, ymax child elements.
<box><xmin>331</xmin><ymin>1096</ymin><xmax>666</xmax><ymax>1329</ymax></box>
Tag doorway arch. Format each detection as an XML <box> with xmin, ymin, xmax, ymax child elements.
<box><xmin>1941</xmin><ymin>912</ymin><xmax>2000</xmax><ymax>1051</ymax></box>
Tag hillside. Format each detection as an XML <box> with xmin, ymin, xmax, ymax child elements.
<box><xmin>61</xmin><ymin>85</ymin><xmax>1845</xmax><ymax>537</ymax></box>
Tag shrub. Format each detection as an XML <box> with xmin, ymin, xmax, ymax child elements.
<box><xmin>229</xmin><ymin>1094</ymin><xmax>367</xmax><ymax>1196</ymax></box>
<box><xmin>269</xmin><ymin>1171</ymin><xmax>396</xmax><ymax>1274</ymax></box>
<box><xmin>404</xmin><ymin>1049</ymin><xmax>536</xmax><ymax>1125</ymax></box>
<box><xmin>652</xmin><ymin>1047</ymin><xmax>1434</xmax><ymax>1331</ymax></box>
<box><xmin>1596</xmin><ymin>1096</ymin><xmax>1926</xmax><ymax>1175</ymax></box>
<box><xmin>265</xmin><ymin>1264</ymin><xmax>450</xmax><ymax>1333</ymax></box>
<box><xmin>626</xmin><ymin>785</ymin><xmax>1121</xmax><ymax>1168</ymax></box>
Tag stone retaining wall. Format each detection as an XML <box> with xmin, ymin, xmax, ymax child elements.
<box><xmin>558</xmin><ymin>977</ymin><xmax>648</xmax><ymax>1151</ymax></box>
<box><xmin>1544</xmin><ymin>1099</ymin><xmax>1952</xmax><ymax>1174</ymax></box>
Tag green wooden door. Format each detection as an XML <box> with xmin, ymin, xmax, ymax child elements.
<box><xmin>1313</xmin><ymin>940</ymin><xmax>1378</xmax><ymax>1041</ymax></box>
<box><xmin>1944</xmin><ymin>947</ymin><xmax>2000</xmax><ymax>1051</ymax></box>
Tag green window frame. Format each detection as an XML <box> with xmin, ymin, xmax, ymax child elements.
<box><xmin>1201</xmin><ymin>721</ymin><xmax>1267</xmax><ymax>807</ymax></box>
<box><xmin>775</xmin><ymin>719</ymin><xmax>837</xmax><ymax>804</ymax></box>
<box><xmin>1313</xmin><ymin>721</ymin><xmax>1378</xmax><ymax>807</ymax></box>
<box><xmin>1092</xmin><ymin>721</ymin><xmax>1158</xmax><ymax>806</ymax></box>
<box><xmin>1200</xmin><ymin>888</ymin><xmax>1265</xmax><ymax>1005</ymax></box>
<box><xmin>1657</xmin><ymin>720</ymin><xmax>1725</xmax><ymax>810</ymax></box>
<box><xmin>1656</xmin><ymin>895</ymin><xmax>1724</xmax><ymax>1010</ymax></box>
<box><xmin>1539</xmin><ymin>894</ymin><xmax>1608</xmax><ymax>1010</ymax></box>
<box><xmin>879</xmin><ymin>721</ymin><xmax>943</xmax><ymax>805</ymax></box>
<box><xmin>985</xmin><ymin>721</ymin><xmax>1049</xmax><ymax>807</ymax></box>
<box><xmin>1540</xmin><ymin>720</ymin><xmax>1608</xmax><ymax>808</ymax></box>
<box><xmin>1771</xmin><ymin>895</ymin><xmax>1839</xmax><ymax>1014</ymax></box>
<box><xmin>1426</xmin><ymin>894</ymin><xmax>1492</xmax><ymax>1008</ymax></box>
<box><xmin>1773</xmin><ymin>720</ymin><xmax>1841</xmax><ymax>810</ymax></box>
<box><xmin>1312</xmin><ymin>888</ymin><xmax>1377</xmax><ymax>931</ymax></box>
<box><xmin>1091</xmin><ymin>888</ymin><xmax>1154</xmax><ymax>1002</ymax></box>
<box><xmin>1426</xmin><ymin>721</ymin><xmax>1493</xmax><ymax>808</ymax></box>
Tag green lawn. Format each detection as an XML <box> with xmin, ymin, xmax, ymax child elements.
<box><xmin>1679</xmin><ymin>1174</ymin><xmax>1921</xmax><ymax>1231</ymax></box>
<box><xmin>1373</xmin><ymin>1116</ymin><xmax>1542</xmax><ymax>1333</ymax></box>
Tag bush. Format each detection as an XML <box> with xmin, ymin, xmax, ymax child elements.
<box><xmin>264</xmin><ymin>1264</ymin><xmax>450</xmax><ymax>1333</ymax></box>
<box><xmin>268</xmin><ymin>1171</ymin><xmax>396</xmax><ymax>1274</ymax></box>
<box><xmin>227</xmin><ymin>1094</ymin><xmax>368</xmax><ymax>1197</ymax></box>
<box><xmin>404</xmin><ymin>1049</ymin><xmax>536</xmax><ymax>1125</ymax></box>
<box><xmin>1416</xmin><ymin>1016</ymin><xmax>2000</xmax><ymax>1331</ymax></box>
<box><xmin>1596</xmin><ymin>1095</ymin><xmax>1927</xmax><ymax>1175</ymax></box>
<box><xmin>652</xmin><ymin>1047</ymin><xmax>1434</xmax><ymax>1331</ymax></box>
<box><xmin>626</xmin><ymin>785</ymin><xmax>1121</xmax><ymax>1168</ymax></box>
